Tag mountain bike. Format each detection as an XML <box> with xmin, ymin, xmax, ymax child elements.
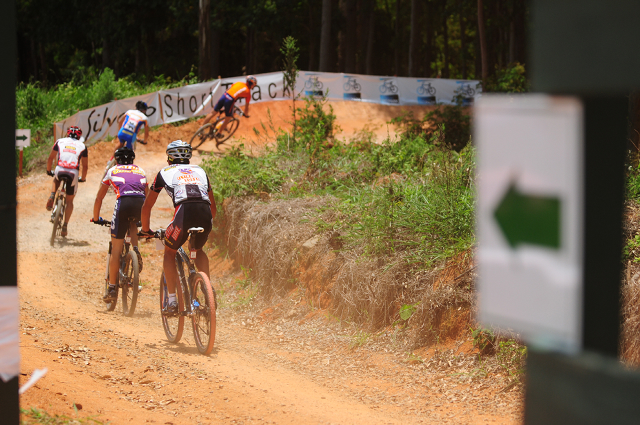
<box><xmin>189</xmin><ymin>106</ymin><xmax>244</xmax><ymax>150</ymax></box>
<box><xmin>94</xmin><ymin>219</ymin><xmax>140</xmax><ymax>317</ymax></box>
<box><xmin>146</xmin><ymin>227</ymin><xmax>217</xmax><ymax>355</ymax></box>
<box><xmin>343</xmin><ymin>77</ymin><xmax>361</xmax><ymax>92</ymax></box>
<box><xmin>304</xmin><ymin>75</ymin><xmax>323</xmax><ymax>90</ymax></box>
<box><xmin>379</xmin><ymin>79</ymin><xmax>398</xmax><ymax>94</ymax></box>
<box><xmin>49</xmin><ymin>175</ymin><xmax>72</xmax><ymax>247</ymax></box>
<box><xmin>417</xmin><ymin>81</ymin><xmax>436</xmax><ymax>96</ymax></box>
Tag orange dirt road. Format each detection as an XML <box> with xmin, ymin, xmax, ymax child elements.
<box><xmin>18</xmin><ymin>101</ymin><xmax>521</xmax><ymax>424</ymax></box>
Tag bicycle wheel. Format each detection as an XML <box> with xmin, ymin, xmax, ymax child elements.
<box><xmin>390</xmin><ymin>85</ymin><xmax>398</xmax><ymax>94</ymax></box>
<box><xmin>159</xmin><ymin>271</ymin><xmax>184</xmax><ymax>343</ymax></box>
<box><xmin>216</xmin><ymin>118</ymin><xmax>239</xmax><ymax>144</ymax></box>
<box><xmin>343</xmin><ymin>82</ymin><xmax>351</xmax><ymax>91</ymax></box>
<box><xmin>467</xmin><ymin>88</ymin><xmax>476</xmax><ymax>96</ymax></box>
<box><xmin>417</xmin><ymin>86</ymin><xmax>425</xmax><ymax>95</ymax></box>
<box><xmin>354</xmin><ymin>83</ymin><xmax>361</xmax><ymax>91</ymax></box>
<box><xmin>379</xmin><ymin>85</ymin><xmax>387</xmax><ymax>94</ymax></box>
<box><xmin>304</xmin><ymin>80</ymin><xmax>312</xmax><ymax>89</ymax></box>
<box><xmin>428</xmin><ymin>86</ymin><xmax>436</xmax><ymax>96</ymax></box>
<box><xmin>190</xmin><ymin>272</ymin><xmax>216</xmax><ymax>355</ymax></box>
<box><xmin>316</xmin><ymin>81</ymin><xmax>323</xmax><ymax>90</ymax></box>
<box><xmin>49</xmin><ymin>197</ymin><xmax>63</xmax><ymax>247</ymax></box>
<box><xmin>190</xmin><ymin>124</ymin><xmax>214</xmax><ymax>149</ymax></box>
<box><xmin>121</xmin><ymin>251</ymin><xmax>139</xmax><ymax>317</ymax></box>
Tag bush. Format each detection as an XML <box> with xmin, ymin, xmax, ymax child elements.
<box><xmin>485</xmin><ymin>62</ymin><xmax>530</xmax><ymax>93</ymax></box>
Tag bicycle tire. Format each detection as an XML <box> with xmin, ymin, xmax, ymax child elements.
<box><xmin>390</xmin><ymin>85</ymin><xmax>398</xmax><ymax>94</ymax></box>
<box><xmin>190</xmin><ymin>123</ymin><xmax>214</xmax><ymax>149</ymax></box>
<box><xmin>428</xmin><ymin>87</ymin><xmax>436</xmax><ymax>96</ymax></box>
<box><xmin>467</xmin><ymin>88</ymin><xmax>476</xmax><ymax>96</ymax></box>
<box><xmin>216</xmin><ymin>118</ymin><xmax>239</xmax><ymax>145</ymax></box>
<box><xmin>50</xmin><ymin>197</ymin><xmax>63</xmax><ymax>247</ymax></box>
<box><xmin>417</xmin><ymin>86</ymin><xmax>425</xmax><ymax>95</ymax></box>
<box><xmin>159</xmin><ymin>271</ymin><xmax>184</xmax><ymax>343</ymax></box>
<box><xmin>379</xmin><ymin>85</ymin><xmax>387</xmax><ymax>94</ymax></box>
<box><xmin>304</xmin><ymin>80</ymin><xmax>312</xmax><ymax>89</ymax></box>
<box><xmin>316</xmin><ymin>81</ymin><xmax>323</xmax><ymax>90</ymax></box>
<box><xmin>354</xmin><ymin>83</ymin><xmax>361</xmax><ymax>92</ymax></box>
<box><xmin>121</xmin><ymin>250</ymin><xmax>139</xmax><ymax>317</ymax></box>
<box><xmin>190</xmin><ymin>272</ymin><xmax>216</xmax><ymax>355</ymax></box>
<box><xmin>343</xmin><ymin>82</ymin><xmax>351</xmax><ymax>91</ymax></box>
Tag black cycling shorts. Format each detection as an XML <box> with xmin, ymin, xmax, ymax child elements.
<box><xmin>111</xmin><ymin>196</ymin><xmax>144</xmax><ymax>239</ymax></box>
<box><xmin>56</xmin><ymin>171</ymin><xmax>77</xmax><ymax>196</ymax></box>
<box><xmin>164</xmin><ymin>202</ymin><xmax>212</xmax><ymax>250</ymax></box>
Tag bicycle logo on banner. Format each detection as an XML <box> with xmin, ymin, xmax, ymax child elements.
<box><xmin>304</xmin><ymin>74</ymin><xmax>324</xmax><ymax>90</ymax></box>
<box><xmin>454</xmin><ymin>82</ymin><xmax>476</xmax><ymax>97</ymax></box>
<box><xmin>417</xmin><ymin>81</ymin><xmax>436</xmax><ymax>96</ymax></box>
<box><xmin>379</xmin><ymin>78</ymin><xmax>398</xmax><ymax>94</ymax></box>
<box><xmin>343</xmin><ymin>76</ymin><xmax>361</xmax><ymax>92</ymax></box>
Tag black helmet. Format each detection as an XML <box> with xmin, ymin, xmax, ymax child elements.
<box><xmin>114</xmin><ymin>147</ymin><xmax>135</xmax><ymax>165</ymax></box>
<box><xmin>135</xmin><ymin>101</ymin><xmax>148</xmax><ymax>113</ymax></box>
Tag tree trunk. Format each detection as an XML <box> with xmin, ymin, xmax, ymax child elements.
<box><xmin>408</xmin><ymin>0</ymin><xmax>419</xmax><ymax>77</ymax></box>
<box><xmin>308</xmin><ymin>5</ymin><xmax>318</xmax><ymax>70</ymax></box>
<box><xmin>509</xmin><ymin>19</ymin><xmax>516</xmax><ymax>64</ymax></box>
<box><xmin>477</xmin><ymin>0</ymin><xmax>489</xmax><ymax>81</ymax></box>
<box><xmin>629</xmin><ymin>90</ymin><xmax>640</xmax><ymax>154</ymax></box>
<box><xmin>425</xmin><ymin>2</ymin><xmax>432</xmax><ymax>77</ymax></box>
<box><xmin>344</xmin><ymin>0</ymin><xmax>357</xmax><ymax>73</ymax></box>
<box><xmin>211</xmin><ymin>23</ymin><xmax>220</xmax><ymax>77</ymax></box>
<box><xmin>442</xmin><ymin>1</ymin><xmax>449</xmax><ymax>78</ymax></box>
<box><xmin>365</xmin><ymin>5</ymin><xmax>375</xmax><ymax>75</ymax></box>
<box><xmin>30</xmin><ymin>38</ymin><xmax>38</xmax><ymax>80</ymax></box>
<box><xmin>394</xmin><ymin>0</ymin><xmax>400</xmax><ymax>75</ymax></box>
<box><xmin>319</xmin><ymin>0</ymin><xmax>332</xmax><ymax>71</ymax></box>
<box><xmin>38</xmin><ymin>42</ymin><xmax>47</xmax><ymax>86</ymax></box>
<box><xmin>199</xmin><ymin>0</ymin><xmax>212</xmax><ymax>80</ymax></box>
<box><xmin>460</xmin><ymin>0</ymin><xmax>467</xmax><ymax>79</ymax></box>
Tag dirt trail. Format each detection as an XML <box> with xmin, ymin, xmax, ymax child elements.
<box><xmin>18</xmin><ymin>101</ymin><xmax>522</xmax><ymax>424</ymax></box>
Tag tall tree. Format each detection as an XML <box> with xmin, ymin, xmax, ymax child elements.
<box><xmin>441</xmin><ymin>0</ymin><xmax>449</xmax><ymax>78</ymax></box>
<box><xmin>365</xmin><ymin>4</ymin><xmax>375</xmax><ymax>74</ymax></box>
<box><xmin>319</xmin><ymin>0</ymin><xmax>332</xmax><ymax>71</ymax></box>
<box><xmin>459</xmin><ymin>0</ymin><xmax>467</xmax><ymax>79</ymax></box>
<box><xmin>198</xmin><ymin>0</ymin><xmax>211</xmax><ymax>80</ymax></box>
<box><xmin>477</xmin><ymin>0</ymin><xmax>489</xmax><ymax>80</ymax></box>
<box><xmin>344</xmin><ymin>0</ymin><xmax>357</xmax><ymax>73</ymax></box>
<box><xmin>394</xmin><ymin>0</ymin><xmax>400</xmax><ymax>75</ymax></box>
<box><xmin>408</xmin><ymin>0</ymin><xmax>419</xmax><ymax>77</ymax></box>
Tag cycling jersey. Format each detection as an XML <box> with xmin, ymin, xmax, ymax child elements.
<box><xmin>225</xmin><ymin>82</ymin><xmax>252</xmax><ymax>103</ymax></box>
<box><xmin>150</xmin><ymin>164</ymin><xmax>212</xmax><ymax>207</ymax></box>
<box><xmin>102</xmin><ymin>164</ymin><xmax>147</xmax><ymax>199</ymax></box>
<box><xmin>52</xmin><ymin>137</ymin><xmax>88</xmax><ymax>170</ymax></box>
<box><xmin>117</xmin><ymin>110</ymin><xmax>147</xmax><ymax>149</ymax></box>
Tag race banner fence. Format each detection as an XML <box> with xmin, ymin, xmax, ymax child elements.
<box><xmin>53</xmin><ymin>71</ymin><xmax>481</xmax><ymax>144</ymax></box>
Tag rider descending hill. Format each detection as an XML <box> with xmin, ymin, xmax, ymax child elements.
<box><xmin>202</xmin><ymin>76</ymin><xmax>256</xmax><ymax>145</ymax></box>
<box><xmin>115</xmin><ymin>101</ymin><xmax>149</xmax><ymax>152</ymax></box>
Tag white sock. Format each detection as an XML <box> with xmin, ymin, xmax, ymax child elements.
<box><xmin>168</xmin><ymin>293</ymin><xmax>177</xmax><ymax>303</ymax></box>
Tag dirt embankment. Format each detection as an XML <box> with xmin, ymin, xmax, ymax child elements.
<box><xmin>18</xmin><ymin>100</ymin><xmax>523</xmax><ymax>424</ymax></box>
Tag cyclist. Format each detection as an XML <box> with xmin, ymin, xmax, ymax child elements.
<box><xmin>115</xmin><ymin>101</ymin><xmax>149</xmax><ymax>152</ymax></box>
<box><xmin>139</xmin><ymin>140</ymin><xmax>217</xmax><ymax>314</ymax></box>
<box><xmin>202</xmin><ymin>76</ymin><xmax>256</xmax><ymax>145</ymax></box>
<box><xmin>45</xmin><ymin>126</ymin><xmax>88</xmax><ymax>237</ymax></box>
<box><xmin>92</xmin><ymin>148</ymin><xmax>147</xmax><ymax>303</ymax></box>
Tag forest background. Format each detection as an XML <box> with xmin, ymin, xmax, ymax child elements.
<box><xmin>17</xmin><ymin>0</ymin><xmax>527</xmax><ymax>86</ymax></box>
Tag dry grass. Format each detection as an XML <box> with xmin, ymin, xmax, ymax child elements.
<box><xmin>621</xmin><ymin>201</ymin><xmax>640</xmax><ymax>365</ymax></box>
<box><xmin>221</xmin><ymin>196</ymin><xmax>476</xmax><ymax>347</ymax></box>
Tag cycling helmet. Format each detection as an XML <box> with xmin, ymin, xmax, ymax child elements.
<box><xmin>136</xmin><ymin>101</ymin><xmax>148</xmax><ymax>113</ymax></box>
<box><xmin>246</xmin><ymin>75</ymin><xmax>257</xmax><ymax>87</ymax></box>
<box><xmin>67</xmin><ymin>126</ymin><xmax>82</xmax><ymax>140</ymax></box>
<box><xmin>114</xmin><ymin>147</ymin><xmax>135</xmax><ymax>165</ymax></box>
<box><xmin>166</xmin><ymin>140</ymin><xmax>192</xmax><ymax>163</ymax></box>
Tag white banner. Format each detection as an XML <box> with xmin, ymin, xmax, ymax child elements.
<box><xmin>54</xmin><ymin>71</ymin><xmax>481</xmax><ymax>143</ymax></box>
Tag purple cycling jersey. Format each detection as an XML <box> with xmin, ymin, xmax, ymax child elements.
<box><xmin>102</xmin><ymin>164</ymin><xmax>148</xmax><ymax>198</ymax></box>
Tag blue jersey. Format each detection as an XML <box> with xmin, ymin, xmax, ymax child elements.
<box><xmin>117</xmin><ymin>109</ymin><xmax>147</xmax><ymax>148</ymax></box>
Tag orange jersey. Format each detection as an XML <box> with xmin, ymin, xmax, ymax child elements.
<box><xmin>226</xmin><ymin>82</ymin><xmax>252</xmax><ymax>103</ymax></box>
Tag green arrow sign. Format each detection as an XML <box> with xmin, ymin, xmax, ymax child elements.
<box><xmin>494</xmin><ymin>183</ymin><xmax>561</xmax><ymax>249</ymax></box>
<box><xmin>16</xmin><ymin>135</ymin><xmax>27</xmax><ymax>141</ymax></box>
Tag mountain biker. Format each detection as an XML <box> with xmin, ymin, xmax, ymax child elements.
<box><xmin>92</xmin><ymin>147</ymin><xmax>148</xmax><ymax>303</ymax></box>
<box><xmin>45</xmin><ymin>126</ymin><xmax>88</xmax><ymax>237</ymax></box>
<box><xmin>202</xmin><ymin>76</ymin><xmax>256</xmax><ymax>145</ymax></box>
<box><xmin>115</xmin><ymin>101</ymin><xmax>149</xmax><ymax>152</ymax></box>
<box><xmin>139</xmin><ymin>140</ymin><xmax>217</xmax><ymax>314</ymax></box>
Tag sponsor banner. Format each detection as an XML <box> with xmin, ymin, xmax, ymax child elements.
<box><xmin>54</xmin><ymin>71</ymin><xmax>480</xmax><ymax>143</ymax></box>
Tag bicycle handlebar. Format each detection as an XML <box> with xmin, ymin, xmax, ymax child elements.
<box><xmin>92</xmin><ymin>218</ymin><xmax>112</xmax><ymax>226</ymax></box>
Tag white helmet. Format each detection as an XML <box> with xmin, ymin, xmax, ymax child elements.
<box><xmin>166</xmin><ymin>140</ymin><xmax>192</xmax><ymax>162</ymax></box>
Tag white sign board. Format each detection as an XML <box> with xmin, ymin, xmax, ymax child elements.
<box><xmin>15</xmin><ymin>129</ymin><xmax>30</xmax><ymax>148</ymax></box>
<box><xmin>475</xmin><ymin>95</ymin><xmax>584</xmax><ymax>353</ymax></box>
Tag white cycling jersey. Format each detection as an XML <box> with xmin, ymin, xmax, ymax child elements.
<box><xmin>53</xmin><ymin>137</ymin><xmax>87</xmax><ymax>170</ymax></box>
<box><xmin>150</xmin><ymin>164</ymin><xmax>212</xmax><ymax>207</ymax></box>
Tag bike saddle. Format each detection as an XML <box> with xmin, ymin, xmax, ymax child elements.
<box><xmin>188</xmin><ymin>227</ymin><xmax>204</xmax><ymax>234</ymax></box>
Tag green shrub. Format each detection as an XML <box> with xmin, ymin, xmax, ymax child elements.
<box><xmin>485</xmin><ymin>62</ymin><xmax>530</xmax><ymax>93</ymax></box>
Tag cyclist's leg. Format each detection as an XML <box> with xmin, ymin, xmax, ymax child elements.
<box><xmin>204</xmin><ymin>96</ymin><xmax>226</xmax><ymax>125</ymax></box>
<box><xmin>162</xmin><ymin>203</ymin><xmax>190</xmax><ymax>297</ymax></box>
<box><xmin>189</xmin><ymin>203</ymin><xmax>213</xmax><ymax>278</ymax></box>
<box><xmin>109</xmin><ymin>237</ymin><xmax>125</xmax><ymax>286</ymax></box>
<box><xmin>163</xmin><ymin>246</ymin><xmax>179</xmax><ymax>294</ymax></box>
<box><xmin>217</xmin><ymin>97</ymin><xmax>235</xmax><ymax>134</ymax></box>
<box><xmin>61</xmin><ymin>170</ymin><xmax>79</xmax><ymax>226</ymax></box>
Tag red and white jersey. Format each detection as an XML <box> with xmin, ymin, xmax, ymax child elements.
<box><xmin>52</xmin><ymin>137</ymin><xmax>88</xmax><ymax>170</ymax></box>
<box><xmin>150</xmin><ymin>164</ymin><xmax>212</xmax><ymax>207</ymax></box>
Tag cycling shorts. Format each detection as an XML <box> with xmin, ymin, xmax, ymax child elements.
<box><xmin>110</xmin><ymin>196</ymin><xmax>144</xmax><ymax>239</ymax></box>
<box><xmin>213</xmin><ymin>94</ymin><xmax>235</xmax><ymax>117</ymax></box>
<box><xmin>164</xmin><ymin>201</ymin><xmax>212</xmax><ymax>250</ymax></box>
<box><xmin>54</xmin><ymin>166</ymin><xmax>78</xmax><ymax>196</ymax></box>
<box><xmin>116</xmin><ymin>130</ymin><xmax>137</xmax><ymax>150</ymax></box>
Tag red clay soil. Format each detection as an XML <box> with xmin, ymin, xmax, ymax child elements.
<box><xmin>17</xmin><ymin>101</ymin><xmax>522</xmax><ymax>424</ymax></box>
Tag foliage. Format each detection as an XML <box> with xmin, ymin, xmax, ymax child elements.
<box><xmin>280</xmin><ymin>36</ymin><xmax>300</xmax><ymax>142</ymax></box>
<box><xmin>202</xmin><ymin>98</ymin><xmax>475</xmax><ymax>267</ymax></box>
<box><xmin>399</xmin><ymin>302</ymin><xmax>420</xmax><ymax>321</ymax></box>
<box><xmin>472</xmin><ymin>327</ymin><xmax>496</xmax><ymax>354</ymax></box>
<box><xmin>485</xmin><ymin>62</ymin><xmax>530</xmax><ymax>93</ymax></box>
<box><xmin>495</xmin><ymin>339</ymin><xmax>527</xmax><ymax>379</ymax></box>
<box><xmin>21</xmin><ymin>407</ymin><xmax>104</xmax><ymax>424</ymax></box>
<box><xmin>391</xmin><ymin>105</ymin><xmax>471</xmax><ymax>152</ymax></box>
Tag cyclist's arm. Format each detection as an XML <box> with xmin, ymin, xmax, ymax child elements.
<box><xmin>143</xmin><ymin>121</ymin><xmax>149</xmax><ymax>142</ymax></box>
<box><xmin>93</xmin><ymin>184</ymin><xmax>109</xmax><ymax>222</ymax></box>
<box><xmin>141</xmin><ymin>190</ymin><xmax>159</xmax><ymax>232</ymax></box>
<box><xmin>208</xmin><ymin>190</ymin><xmax>217</xmax><ymax>221</ymax></box>
<box><xmin>117</xmin><ymin>114</ymin><xmax>126</xmax><ymax>128</ymax></box>
<box><xmin>46</xmin><ymin>149</ymin><xmax>57</xmax><ymax>173</ymax></box>
<box><xmin>243</xmin><ymin>103</ymin><xmax>250</xmax><ymax>117</ymax></box>
<box><xmin>80</xmin><ymin>156</ymin><xmax>88</xmax><ymax>181</ymax></box>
